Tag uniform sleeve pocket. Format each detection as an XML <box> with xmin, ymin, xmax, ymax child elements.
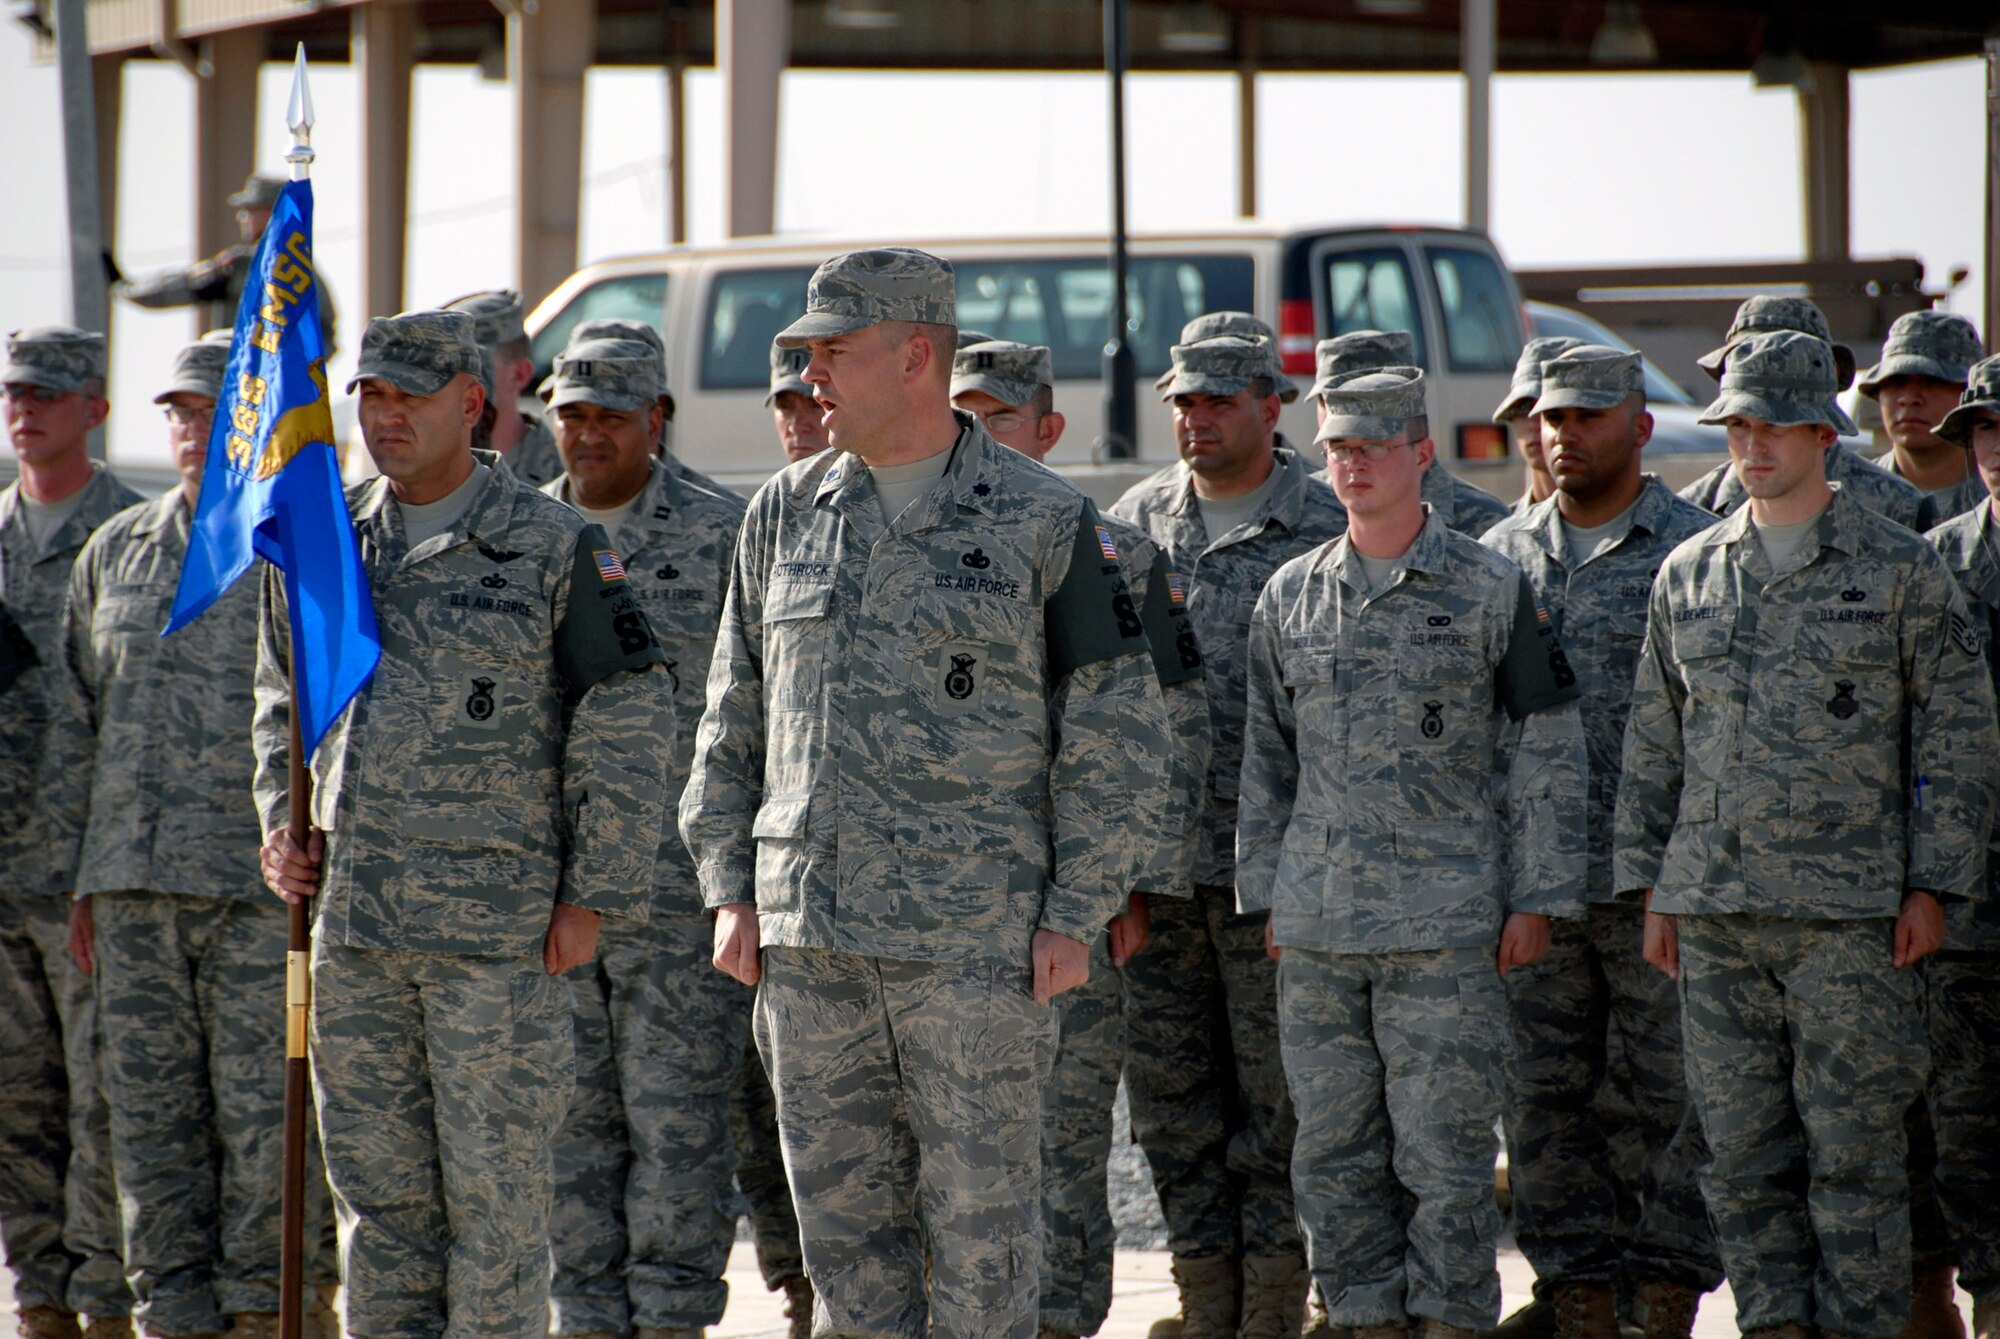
<box><xmin>1677</xmin><ymin>781</ymin><xmax>1718</xmax><ymax>823</ymax></box>
<box><xmin>752</xmin><ymin>796</ymin><xmax>811</xmax><ymax>840</ymax></box>
<box><xmin>764</xmin><ymin>580</ymin><xmax>833</xmax><ymax>623</ymax></box>
<box><xmin>1281</xmin><ymin>644</ymin><xmax>1336</xmax><ymax>688</ymax></box>
<box><xmin>1670</xmin><ymin>615</ymin><xmax>1735</xmax><ymax>661</ymax></box>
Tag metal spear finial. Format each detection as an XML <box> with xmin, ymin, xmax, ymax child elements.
<box><xmin>285</xmin><ymin>44</ymin><xmax>315</xmax><ymax>179</ymax></box>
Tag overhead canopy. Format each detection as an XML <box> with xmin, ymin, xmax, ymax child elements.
<box><xmin>40</xmin><ymin>0</ymin><xmax>1999</xmax><ymax>73</ymax></box>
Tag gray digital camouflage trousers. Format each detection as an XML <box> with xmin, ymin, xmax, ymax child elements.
<box><xmin>0</xmin><ymin>891</ymin><xmax>127</xmax><ymax>1317</ymax></box>
<box><xmin>1922</xmin><ymin>952</ymin><xmax>2000</xmax><ymax>1306</ymax></box>
<box><xmin>551</xmin><ymin>913</ymin><xmax>754</xmax><ymax>1331</ymax></box>
<box><xmin>755</xmin><ymin>947</ymin><xmax>1055</xmax><ymax>1339</ymax></box>
<box><xmin>1040</xmin><ymin>931</ymin><xmax>1123</xmax><ymax>1337</ymax></box>
<box><xmin>1676</xmin><ymin>915</ymin><xmax>1926</xmax><ymax>1339</ymax></box>
<box><xmin>1121</xmin><ymin>887</ymin><xmax>1298</xmax><ymax>1262</ymax></box>
<box><xmin>1498</xmin><ymin>902</ymin><xmax>1720</xmax><ymax>1295</ymax></box>
<box><xmin>311</xmin><ymin>944</ymin><xmax>574</xmax><ymax>1339</ymax></box>
<box><xmin>727</xmin><ymin>1029</ymin><xmax>804</xmax><ymax>1289</ymax></box>
<box><xmin>94</xmin><ymin>892</ymin><xmax>337</xmax><ymax>1334</ymax></box>
<box><xmin>1279</xmin><ymin>944</ymin><xmax>1505</xmax><ymax>1334</ymax></box>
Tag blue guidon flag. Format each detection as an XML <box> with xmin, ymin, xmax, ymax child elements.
<box><xmin>165</xmin><ymin>177</ymin><xmax>379</xmax><ymax>757</ymax></box>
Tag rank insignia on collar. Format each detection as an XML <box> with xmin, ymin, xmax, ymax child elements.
<box><xmin>972</xmin><ymin>482</ymin><xmax>992</xmax><ymax>497</ymax></box>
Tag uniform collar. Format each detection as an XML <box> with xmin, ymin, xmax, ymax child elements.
<box><xmin>549</xmin><ymin>457</ymin><xmax>683</xmax><ymax>547</ymax></box>
<box><xmin>129</xmin><ymin>487</ymin><xmax>188</xmax><ymax>538</ymax></box>
<box><xmin>1329</xmin><ymin>504</ymin><xmax>1450</xmax><ymax>592</ymax></box>
<box><xmin>0</xmin><ymin>464</ymin><xmax>125</xmax><ymax>562</ymax></box>
<box><xmin>813</xmin><ymin>412</ymin><xmax>1006</xmax><ymax>530</ymax></box>
<box><xmin>1703</xmin><ymin>480</ymin><xmax>1861</xmax><ymax>561</ymax></box>
<box><xmin>353</xmin><ymin>448</ymin><xmax>522</xmax><ymax>564</ymax></box>
<box><xmin>1167</xmin><ymin>439</ymin><xmax>1311</xmax><ymax>536</ymax></box>
<box><xmin>1521</xmin><ymin>474</ymin><xmax>1676</xmax><ymax>566</ymax></box>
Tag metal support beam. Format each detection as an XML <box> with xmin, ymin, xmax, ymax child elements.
<box><xmin>1462</xmin><ymin>0</ymin><xmax>1494</xmax><ymax>232</ymax></box>
<box><xmin>720</xmin><ymin>0</ymin><xmax>785</xmax><ymax>238</ymax></box>
<box><xmin>94</xmin><ymin>55</ymin><xmax>123</xmax><ymax>265</ymax></box>
<box><xmin>1985</xmin><ymin>40</ymin><xmax>1999</xmax><ymax>351</ymax></box>
<box><xmin>1236</xmin><ymin>17</ymin><xmax>1258</xmax><ymax>220</ymax></box>
<box><xmin>52</xmin><ymin>0</ymin><xmax>106</xmax><ymax>459</ymax></box>
<box><xmin>355</xmin><ymin>1</ymin><xmax>415</xmax><ymax>321</ymax></box>
<box><xmin>1798</xmin><ymin>60</ymin><xmax>1851</xmax><ymax>262</ymax></box>
<box><xmin>665</xmin><ymin>4</ymin><xmax>688</xmax><ymax>245</ymax></box>
<box><xmin>193</xmin><ymin>29</ymin><xmax>262</xmax><ymax>261</ymax></box>
<box><xmin>512</xmin><ymin>0</ymin><xmax>592</xmax><ymax>305</ymax></box>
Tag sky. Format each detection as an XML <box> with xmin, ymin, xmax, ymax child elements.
<box><xmin>0</xmin><ymin>15</ymin><xmax>1987</xmax><ymax>469</ymax></box>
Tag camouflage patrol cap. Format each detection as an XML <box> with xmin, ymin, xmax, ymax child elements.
<box><xmin>543</xmin><ymin>338</ymin><xmax>666</xmax><ymax>413</ymax></box>
<box><xmin>955</xmin><ymin>329</ymin><xmax>999</xmax><ymax>349</ymax></box>
<box><xmin>1855</xmin><ymin>310</ymin><xmax>1984</xmax><ymax>397</ymax></box>
<box><xmin>1493</xmin><ymin>336</ymin><xmax>1586</xmax><ymax>423</ymax></box>
<box><xmin>1697</xmin><ymin>295</ymin><xmax>1856</xmax><ymax>389</ymax></box>
<box><xmin>1934</xmin><ymin>355</ymin><xmax>2000</xmax><ymax>448</ymax></box>
<box><xmin>1155</xmin><ymin>313</ymin><xmax>1298</xmax><ymax>402</ymax></box>
<box><xmin>1529</xmin><ymin>344</ymin><xmax>1645</xmax><ymax>415</ymax></box>
<box><xmin>226</xmin><ymin>173</ymin><xmax>285</xmax><ymax>210</ymax></box>
<box><xmin>1</xmin><ymin>326</ymin><xmax>108</xmax><ymax>394</ymax></box>
<box><xmin>775</xmin><ymin>247</ymin><xmax>955</xmax><ymax>346</ymax></box>
<box><xmin>572</xmin><ymin>318</ymin><xmax>663</xmax><ymax>358</ymax></box>
<box><xmin>152</xmin><ymin>329</ymin><xmax>234</xmax><ymax>404</ymax></box>
<box><xmin>1310</xmin><ymin>329</ymin><xmax>1415</xmax><ymax>401</ymax></box>
<box><xmin>1313</xmin><ymin>367</ymin><xmax>1427</xmax><ymax>444</ymax></box>
<box><xmin>1158</xmin><ymin>336</ymin><xmax>1275</xmax><ymax>401</ymax></box>
<box><xmin>345</xmin><ymin>310</ymin><xmax>486</xmax><ymax>396</ymax></box>
<box><xmin>1697</xmin><ymin>330</ymin><xmax>1858</xmax><ymax>435</ymax></box>
<box><xmin>766</xmin><ymin>339</ymin><xmax>812</xmax><ymax>404</ymax></box>
<box><xmin>950</xmin><ymin>340</ymin><xmax>1052</xmax><ymax>409</ymax></box>
<box><xmin>442</xmin><ymin>290</ymin><xmax>528</xmax><ymax>349</ymax></box>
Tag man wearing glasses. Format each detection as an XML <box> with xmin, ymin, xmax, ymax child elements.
<box><xmin>51</xmin><ymin>330</ymin><xmax>337</xmax><ymax>1339</ymax></box>
<box><xmin>0</xmin><ymin>325</ymin><xmax>140</xmax><ymax>1339</ymax></box>
<box><xmin>1236</xmin><ymin>366</ymin><xmax>1586</xmax><ymax>1339</ymax></box>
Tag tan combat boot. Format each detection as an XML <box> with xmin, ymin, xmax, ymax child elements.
<box><xmin>1148</xmin><ymin>1255</ymin><xmax>1241</xmax><ymax>1339</ymax></box>
<box><xmin>1631</xmin><ymin>1281</ymin><xmax>1700</xmax><ymax>1339</ymax></box>
<box><xmin>1550</xmin><ymin>1284</ymin><xmax>1618</xmax><ymax>1339</ymax></box>
<box><xmin>1906</xmin><ymin>1265</ymin><xmax>1969</xmax><ymax>1339</ymax></box>
<box><xmin>1304</xmin><ymin>1284</ymin><xmax>1350</xmax><ymax>1339</ymax></box>
<box><xmin>778</xmin><ymin>1276</ymin><xmax>814</xmax><ymax>1339</ymax></box>
<box><xmin>1237</xmin><ymin>1253</ymin><xmax>1308</xmax><ymax>1339</ymax></box>
<box><xmin>1484</xmin><ymin>1299</ymin><xmax>1554</xmax><ymax>1339</ymax></box>
<box><xmin>78</xmin><ymin>1318</ymin><xmax>131</xmax><ymax>1339</ymax></box>
<box><xmin>222</xmin><ymin>1312</ymin><xmax>278</xmax><ymax>1339</ymax></box>
<box><xmin>17</xmin><ymin>1309</ymin><xmax>82</xmax><ymax>1339</ymax></box>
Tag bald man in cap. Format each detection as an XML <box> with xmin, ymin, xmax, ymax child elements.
<box><xmin>0</xmin><ymin>324</ymin><xmax>139</xmax><ymax>1339</ymax></box>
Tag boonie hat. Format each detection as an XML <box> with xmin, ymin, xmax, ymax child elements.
<box><xmin>1934</xmin><ymin>355</ymin><xmax>2000</xmax><ymax>449</ymax></box>
<box><xmin>1697</xmin><ymin>295</ymin><xmax>1856</xmax><ymax>390</ymax></box>
<box><xmin>1696</xmin><ymin>330</ymin><xmax>1858</xmax><ymax>435</ymax></box>
<box><xmin>1856</xmin><ymin>310</ymin><xmax>1984</xmax><ymax>398</ymax></box>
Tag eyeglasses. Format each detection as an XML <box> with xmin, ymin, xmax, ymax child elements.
<box><xmin>1</xmin><ymin>385</ymin><xmax>71</xmax><ymax>405</ymax></box>
<box><xmin>981</xmin><ymin>411</ymin><xmax>1032</xmax><ymax>434</ymax></box>
<box><xmin>1323</xmin><ymin>438</ymin><xmax>1412</xmax><ymax>465</ymax></box>
<box><xmin>162</xmin><ymin>404</ymin><xmax>215</xmax><ymax>428</ymax></box>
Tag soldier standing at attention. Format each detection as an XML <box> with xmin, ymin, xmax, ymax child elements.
<box><xmin>442</xmin><ymin>290</ymin><xmax>565</xmax><ymax>487</ymax></box>
<box><xmin>535</xmin><ymin>334</ymin><xmax>777</xmax><ymax>1339</ymax></box>
<box><xmin>768</xmin><ymin>340</ymin><xmax>831</xmax><ymax>463</ymax></box>
<box><xmin>1617</xmin><ymin>330</ymin><xmax>1997</xmax><ymax>1339</ymax></box>
<box><xmin>1306</xmin><ymin>330</ymin><xmax>1511</xmax><ymax>535</ymax></box>
<box><xmin>1859</xmin><ymin>310</ymin><xmax>1986</xmax><ymax>523</ymax></box>
<box><xmin>1678</xmin><ymin>297</ymin><xmax>1933</xmax><ymax>532</ymax></box>
<box><xmin>1478</xmin><ymin>348</ymin><xmax>1722</xmax><ymax>1339</ymax></box>
<box><xmin>1493</xmin><ymin>337</ymin><xmax>1588</xmax><ymax>519</ymax></box>
<box><xmin>255</xmin><ymin>310</ymin><xmax>676</xmax><ymax>1339</ymax></box>
<box><xmin>951</xmin><ymin>338</ymin><xmax>1210</xmax><ymax>1339</ymax></box>
<box><xmin>1113</xmin><ymin>334</ymin><xmax>1347</xmax><ymax>1338</ymax></box>
<box><xmin>1236</xmin><ymin>367</ymin><xmax>1587</xmax><ymax>1339</ymax></box>
<box><xmin>1919</xmin><ymin>358</ymin><xmax>2000</xmax><ymax>1339</ymax></box>
<box><xmin>54</xmin><ymin>331</ymin><xmax>335</xmax><ymax>1339</ymax></box>
<box><xmin>0</xmin><ymin>325</ymin><xmax>139</xmax><ymax>1339</ymax></box>
<box><xmin>682</xmin><ymin>247</ymin><xmax>1169</xmax><ymax>1339</ymax></box>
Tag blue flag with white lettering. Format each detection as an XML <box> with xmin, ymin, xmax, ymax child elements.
<box><xmin>166</xmin><ymin>178</ymin><xmax>378</xmax><ymax>756</ymax></box>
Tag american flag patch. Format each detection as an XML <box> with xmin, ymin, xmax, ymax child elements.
<box><xmin>1536</xmin><ymin>601</ymin><xmax>1552</xmax><ymax>625</ymax></box>
<box><xmin>1166</xmin><ymin>572</ymin><xmax>1188</xmax><ymax>604</ymax></box>
<box><xmin>1096</xmin><ymin>526</ymin><xmax>1120</xmax><ymax>561</ymax></box>
<box><xmin>594</xmin><ymin>550</ymin><xmax>628</xmax><ymax>582</ymax></box>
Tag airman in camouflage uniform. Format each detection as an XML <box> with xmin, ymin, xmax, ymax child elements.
<box><xmin>535</xmin><ymin>336</ymin><xmax>765</xmax><ymax>1339</ymax></box>
<box><xmin>1860</xmin><ymin>311</ymin><xmax>1986</xmax><ymax>525</ymax></box>
<box><xmin>767</xmin><ymin>340</ymin><xmax>830</xmax><ymax>464</ymax></box>
<box><xmin>1113</xmin><ymin>335</ymin><xmax>1347</xmax><ymax>1337</ymax></box>
<box><xmin>1615</xmin><ymin>330</ymin><xmax>1997</xmax><ymax>1339</ymax></box>
<box><xmin>1479</xmin><ymin>348</ymin><xmax>1722</xmax><ymax>1339</ymax></box>
<box><xmin>254</xmin><ymin>310</ymin><xmax>676</xmax><ymax>1339</ymax></box>
<box><xmin>1679</xmin><ymin>297</ymin><xmax>1935</xmax><ymax>532</ymax></box>
<box><xmin>1493</xmin><ymin>337</ymin><xmax>1589</xmax><ymax>519</ymax></box>
<box><xmin>1919</xmin><ymin>360</ymin><xmax>2000</xmax><ymax>1339</ymax></box>
<box><xmin>0</xmin><ymin>326</ymin><xmax>139</xmax><ymax>1339</ymax></box>
<box><xmin>1239</xmin><ymin>367</ymin><xmax>1587</xmax><ymax>1339</ymax></box>
<box><xmin>46</xmin><ymin>331</ymin><xmax>334</xmax><ymax>1339</ymax></box>
<box><xmin>557</xmin><ymin>319</ymin><xmax>738</xmax><ymax>500</ymax></box>
<box><xmin>444</xmin><ymin>290</ymin><xmax>564</xmax><ymax>487</ymax></box>
<box><xmin>681</xmin><ymin>248</ymin><xmax>1171</xmax><ymax>1339</ymax></box>
<box><xmin>1156</xmin><ymin>313</ymin><xmax>1301</xmax><ymax>403</ymax></box>
<box><xmin>115</xmin><ymin>175</ymin><xmax>339</xmax><ymax>355</ymax></box>
<box><xmin>1306</xmin><ymin>330</ymin><xmax>1511</xmax><ymax>535</ymax></box>
<box><xmin>953</xmin><ymin>339</ymin><xmax>1212</xmax><ymax>1339</ymax></box>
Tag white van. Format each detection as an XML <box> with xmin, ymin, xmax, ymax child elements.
<box><xmin>524</xmin><ymin>224</ymin><xmax>1530</xmax><ymax>505</ymax></box>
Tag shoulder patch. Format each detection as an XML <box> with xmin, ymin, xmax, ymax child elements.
<box><xmin>554</xmin><ymin>523</ymin><xmax>668</xmax><ymax>702</ymax></box>
<box><xmin>1496</xmin><ymin>570</ymin><xmax>1580</xmax><ymax>721</ymax></box>
<box><xmin>1047</xmin><ymin>501</ymin><xmax>1149</xmax><ymax>681</ymax></box>
<box><xmin>1140</xmin><ymin>550</ymin><xmax>1203</xmax><ymax>687</ymax></box>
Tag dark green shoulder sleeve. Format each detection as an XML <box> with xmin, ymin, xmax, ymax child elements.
<box><xmin>0</xmin><ymin>601</ymin><xmax>38</xmax><ymax>694</ymax></box>
<box><xmin>1046</xmin><ymin>500</ymin><xmax>1149</xmax><ymax>681</ymax></box>
<box><xmin>555</xmin><ymin>523</ymin><xmax>668</xmax><ymax>703</ymax></box>
<box><xmin>1141</xmin><ymin>548</ymin><xmax>1204</xmax><ymax>687</ymax></box>
<box><xmin>1496</xmin><ymin>570</ymin><xmax>1580</xmax><ymax>721</ymax></box>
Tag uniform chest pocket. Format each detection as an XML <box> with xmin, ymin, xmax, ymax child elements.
<box><xmin>1794</xmin><ymin>610</ymin><xmax>1898</xmax><ymax>669</ymax></box>
<box><xmin>763</xmin><ymin>579</ymin><xmax>834</xmax><ymax>710</ymax></box>
<box><xmin>1669</xmin><ymin>614</ymin><xmax>1737</xmax><ymax>695</ymax></box>
<box><xmin>908</xmin><ymin>580</ymin><xmax>1036</xmax><ymax>719</ymax></box>
<box><xmin>1396</xmin><ymin>642</ymin><xmax>1490</xmax><ymax>753</ymax></box>
<box><xmin>97</xmin><ymin>583</ymin><xmax>172</xmax><ymax>635</ymax></box>
<box><xmin>1281</xmin><ymin>642</ymin><xmax>1336</xmax><ymax>689</ymax></box>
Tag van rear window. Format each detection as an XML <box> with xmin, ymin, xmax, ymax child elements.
<box><xmin>1426</xmin><ymin>246</ymin><xmax>1520</xmax><ymax>373</ymax></box>
<box><xmin>696</xmin><ymin>254</ymin><xmax>1253</xmax><ymax>390</ymax></box>
<box><xmin>529</xmin><ymin>273</ymin><xmax>671</xmax><ymax>379</ymax></box>
<box><xmin>1319</xmin><ymin>248</ymin><xmax>1428</xmax><ymax>369</ymax></box>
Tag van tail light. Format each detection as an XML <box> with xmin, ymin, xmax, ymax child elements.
<box><xmin>1457</xmin><ymin>422</ymin><xmax>1508</xmax><ymax>461</ymax></box>
<box><xmin>1278</xmin><ymin>299</ymin><xmax>1317</xmax><ymax>376</ymax></box>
